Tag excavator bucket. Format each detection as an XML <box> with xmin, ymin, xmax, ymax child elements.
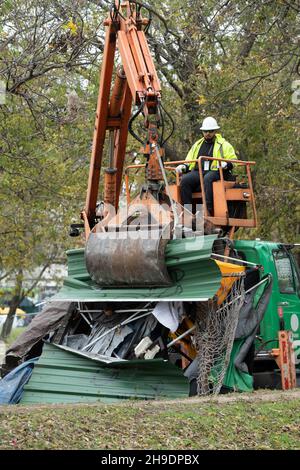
<box><xmin>85</xmin><ymin>194</ymin><xmax>174</xmax><ymax>287</ymax></box>
<box><xmin>54</xmin><ymin>235</ymin><xmax>223</xmax><ymax>302</ymax></box>
<box><xmin>85</xmin><ymin>226</ymin><xmax>172</xmax><ymax>287</ymax></box>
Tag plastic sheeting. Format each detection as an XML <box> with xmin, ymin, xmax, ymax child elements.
<box><xmin>153</xmin><ymin>302</ymin><xmax>184</xmax><ymax>332</ymax></box>
<box><xmin>0</xmin><ymin>357</ymin><xmax>37</xmax><ymax>404</ymax></box>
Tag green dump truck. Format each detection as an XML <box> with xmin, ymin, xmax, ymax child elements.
<box><xmin>234</xmin><ymin>239</ymin><xmax>300</xmax><ymax>388</ymax></box>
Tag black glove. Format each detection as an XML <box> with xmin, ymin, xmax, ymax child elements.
<box><xmin>222</xmin><ymin>161</ymin><xmax>233</xmax><ymax>171</ymax></box>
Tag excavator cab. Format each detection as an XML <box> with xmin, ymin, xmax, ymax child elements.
<box><xmin>166</xmin><ymin>156</ymin><xmax>257</xmax><ymax>238</ymax></box>
<box><xmin>124</xmin><ymin>156</ymin><xmax>257</xmax><ymax>236</ymax></box>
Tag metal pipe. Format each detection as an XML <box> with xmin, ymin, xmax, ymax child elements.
<box><xmin>103</xmin><ymin>130</ymin><xmax>117</xmax><ymax>207</ymax></box>
<box><xmin>104</xmin><ymin>168</ymin><xmax>117</xmax><ymax>206</ymax></box>
<box><xmin>83</xmin><ymin>311</ymin><xmax>152</xmax><ymax>351</ymax></box>
<box><xmin>167</xmin><ymin>326</ymin><xmax>196</xmax><ymax>348</ymax></box>
<box><xmin>80</xmin><ymin>312</ymin><xmax>93</xmax><ymax>328</ymax></box>
<box><xmin>166</xmin><ymin>276</ymin><xmax>270</xmax><ymax>348</ymax></box>
<box><xmin>211</xmin><ymin>253</ymin><xmax>261</xmax><ymax>268</ymax></box>
<box><xmin>108</xmin><ymin>130</ymin><xmax>115</xmax><ymax>169</ymax></box>
<box><xmin>155</xmin><ymin>146</ymin><xmax>180</xmax><ymax>234</ymax></box>
<box><xmin>82</xmin><ymin>302</ymin><xmax>152</xmax><ymax>351</ymax></box>
<box><xmin>78</xmin><ymin>309</ymin><xmax>152</xmax><ymax>314</ymax></box>
<box><xmin>109</xmin><ymin>66</ymin><xmax>126</xmax><ymax>117</ymax></box>
<box><xmin>215</xmin><ymin>276</ymin><xmax>270</xmax><ymax>312</ymax></box>
<box><xmin>125</xmin><ymin>172</ymin><xmax>131</xmax><ymax>205</ymax></box>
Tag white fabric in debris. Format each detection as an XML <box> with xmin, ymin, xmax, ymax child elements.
<box><xmin>152</xmin><ymin>302</ymin><xmax>184</xmax><ymax>332</ymax></box>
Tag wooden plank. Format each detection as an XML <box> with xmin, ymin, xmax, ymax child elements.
<box><xmin>228</xmin><ymin>218</ymin><xmax>256</xmax><ymax>227</ymax></box>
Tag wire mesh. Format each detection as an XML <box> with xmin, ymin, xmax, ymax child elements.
<box><xmin>195</xmin><ymin>275</ymin><xmax>245</xmax><ymax>396</ymax></box>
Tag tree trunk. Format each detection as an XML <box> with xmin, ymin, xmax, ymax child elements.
<box><xmin>0</xmin><ymin>271</ymin><xmax>23</xmax><ymax>340</ymax></box>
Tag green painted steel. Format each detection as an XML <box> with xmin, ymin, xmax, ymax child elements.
<box><xmin>53</xmin><ymin>235</ymin><xmax>222</xmax><ymax>301</ymax></box>
<box><xmin>21</xmin><ymin>343</ymin><xmax>189</xmax><ymax>404</ymax></box>
<box><xmin>234</xmin><ymin>239</ymin><xmax>300</xmax><ymax>352</ymax></box>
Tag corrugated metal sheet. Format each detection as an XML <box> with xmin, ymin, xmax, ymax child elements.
<box><xmin>53</xmin><ymin>235</ymin><xmax>222</xmax><ymax>301</ymax></box>
<box><xmin>20</xmin><ymin>343</ymin><xmax>189</xmax><ymax>404</ymax></box>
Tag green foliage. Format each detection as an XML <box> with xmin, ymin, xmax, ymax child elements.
<box><xmin>0</xmin><ymin>1</ymin><xmax>104</xmax><ymax>276</ymax></box>
<box><xmin>4</xmin><ymin>326</ymin><xmax>26</xmax><ymax>348</ymax></box>
<box><xmin>148</xmin><ymin>0</ymin><xmax>300</xmax><ymax>242</ymax></box>
<box><xmin>0</xmin><ymin>0</ymin><xmax>106</xmax><ymax>332</ymax></box>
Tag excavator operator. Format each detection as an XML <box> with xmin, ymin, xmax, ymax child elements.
<box><xmin>176</xmin><ymin>117</ymin><xmax>237</xmax><ymax>215</ymax></box>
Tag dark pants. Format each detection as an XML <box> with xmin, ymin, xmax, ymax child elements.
<box><xmin>180</xmin><ymin>169</ymin><xmax>232</xmax><ymax>213</ymax></box>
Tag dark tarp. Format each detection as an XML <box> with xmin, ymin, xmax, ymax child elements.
<box><xmin>223</xmin><ymin>274</ymin><xmax>273</xmax><ymax>391</ymax></box>
<box><xmin>1</xmin><ymin>301</ymin><xmax>74</xmax><ymax>376</ymax></box>
<box><xmin>232</xmin><ymin>274</ymin><xmax>273</xmax><ymax>373</ymax></box>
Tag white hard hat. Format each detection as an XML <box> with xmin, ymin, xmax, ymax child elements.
<box><xmin>200</xmin><ymin>116</ymin><xmax>220</xmax><ymax>131</ymax></box>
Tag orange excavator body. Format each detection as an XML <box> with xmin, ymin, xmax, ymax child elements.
<box><xmin>79</xmin><ymin>1</ymin><xmax>257</xmax><ymax>287</ymax></box>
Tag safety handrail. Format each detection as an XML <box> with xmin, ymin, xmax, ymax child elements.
<box><xmin>197</xmin><ymin>156</ymin><xmax>257</xmax><ymax>229</ymax></box>
<box><xmin>124</xmin><ymin>157</ymin><xmax>257</xmax><ymax>227</ymax></box>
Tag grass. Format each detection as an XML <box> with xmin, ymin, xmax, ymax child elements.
<box><xmin>0</xmin><ymin>393</ymin><xmax>300</xmax><ymax>450</ymax></box>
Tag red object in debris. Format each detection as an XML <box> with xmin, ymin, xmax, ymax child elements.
<box><xmin>277</xmin><ymin>306</ymin><xmax>284</xmax><ymax>318</ymax></box>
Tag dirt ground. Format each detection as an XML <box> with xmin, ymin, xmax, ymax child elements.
<box><xmin>1</xmin><ymin>387</ymin><xmax>300</xmax><ymax>412</ymax></box>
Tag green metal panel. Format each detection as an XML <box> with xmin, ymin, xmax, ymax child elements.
<box><xmin>21</xmin><ymin>343</ymin><xmax>189</xmax><ymax>404</ymax></box>
<box><xmin>54</xmin><ymin>235</ymin><xmax>222</xmax><ymax>301</ymax></box>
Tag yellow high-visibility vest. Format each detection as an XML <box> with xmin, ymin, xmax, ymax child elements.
<box><xmin>186</xmin><ymin>133</ymin><xmax>237</xmax><ymax>171</ymax></box>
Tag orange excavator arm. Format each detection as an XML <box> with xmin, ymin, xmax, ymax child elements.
<box><xmin>82</xmin><ymin>1</ymin><xmax>163</xmax><ymax>237</ymax></box>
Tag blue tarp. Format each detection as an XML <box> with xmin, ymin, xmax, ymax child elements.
<box><xmin>0</xmin><ymin>357</ymin><xmax>38</xmax><ymax>404</ymax></box>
